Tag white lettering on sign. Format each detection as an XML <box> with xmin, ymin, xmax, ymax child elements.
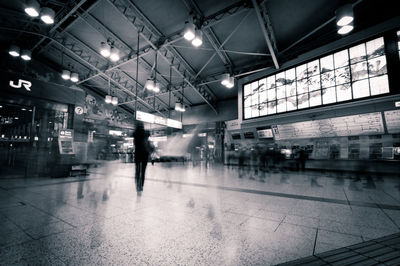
<box><xmin>9</xmin><ymin>79</ymin><xmax>32</xmax><ymax>91</ymax></box>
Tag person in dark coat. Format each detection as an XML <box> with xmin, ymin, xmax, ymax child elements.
<box><xmin>133</xmin><ymin>121</ymin><xmax>150</xmax><ymax>192</ymax></box>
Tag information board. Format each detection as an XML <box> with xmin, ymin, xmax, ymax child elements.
<box><xmin>257</xmin><ymin>129</ymin><xmax>273</xmax><ymax>139</ymax></box>
<box><xmin>384</xmin><ymin>110</ymin><xmax>400</xmax><ymax>133</ymax></box>
<box><xmin>58</xmin><ymin>129</ymin><xmax>75</xmax><ymax>154</ymax></box>
<box><xmin>274</xmin><ymin>112</ymin><xmax>384</xmax><ymax>140</ymax></box>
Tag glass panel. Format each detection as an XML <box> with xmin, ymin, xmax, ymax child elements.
<box><xmin>287</xmin><ymin>96</ymin><xmax>297</xmax><ymax>111</ymax></box>
<box><xmin>335</xmin><ymin>66</ymin><xmax>350</xmax><ymax>85</ymax></box>
<box><xmin>259</xmin><ymin>103</ymin><xmax>267</xmax><ymax>116</ymax></box>
<box><xmin>276</xmin><ymin>72</ymin><xmax>285</xmax><ymax>86</ymax></box>
<box><xmin>352</xmin><ymin>79</ymin><xmax>370</xmax><ymax>99</ymax></box>
<box><xmin>266</xmin><ymin>76</ymin><xmax>276</xmax><ymax>90</ymax></box>
<box><xmin>251</xmin><ymin>81</ymin><xmax>259</xmax><ymax>105</ymax></box>
<box><xmin>336</xmin><ymin>83</ymin><xmax>352</xmax><ymax>102</ymax></box>
<box><xmin>244</xmin><ymin>107</ymin><xmax>252</xmax><ymax>119</ymax></box>
<box><xmin>267</xmin><ymin>101</ymin><xmax>276</xmax><ymax>114</ymax></box>
<box><xmin>286</xmin><ymin>68</ymin><xmax>296</xmax><ymax>83</ymax></box>
<box><xmin>259</xmin><ymin>89</ymin><xmax>267</xmax><ymax>103</ymax></box>
<box><xmin>251</xmin><ymin>105</ymin><xmax>259</xmax><ymax>118</ymax></box>
<box><xmin>296</xmin><ymin>79</ymin><xmax>308</xmax><ymax>94</ymax></box>
<box><xmin>296</xmin><ymin>64</ymin><xmax>307</xmax><ymax>80</ymax></box>
<box><xmin>349</xmin><ymin>43</ymin><xmax>367</xmax><ymax>64</ymax></box>
<box><xmin>320</xmin><ymin>55</ymin><xmax>334</xmax><ymax>73</ymax></box>
<box><xmin>286</xmin><ymin>81</ymin><xmax>296</xmax><ymax>97</ymax></box>
<box><xmin>297</xmin><ymin>93</ymin><xmax>309</xmax><ymax>109</ymax></box>
<box><xmin>370</xmin><ymin>75</ymin><xmax>389</xmax><ymax>96</ymax></box>
<box><xmin>277</xmin><ymin>99</ymin><xmax>287</xmax><ymax>113</ymax></box>
<box><xmin>244</xmin><ymin>83</ymin><xmax>251</xmax><ymax>107</ymax></box>
<box><xmin>351</xmin><ymin>61</ymin><xmax>368</xmax><ymax>81</ymax></box>
<box><xmin>309</xmin><ymin>90</ymin><xmax>322</xmax><ymax>107</ymax></box>
<box><xmin>308</xmin><ymin>75</ymin><xmax>320</xmax><ymax>91</ymax></box>
<box><xmin>368</xmin><ymin>55</ymin><xmax>387</xmax><ymax>77</ymax></box>
<box><xmin>366</xmin><ymin>37</ymin><xmax>384</xmax><ymax>59</ymax></box>
<box><xmin>307</xmin><ymin>60</ymin><xmax>320</xmax><ymax>76</ymax></box>
<box><xmin>276</xmin><ymin>85</ymin><xmax>286</xmax><ymax>99</ymax></box>
<box><xmin>259</xmin><ymin>78</ymin><xmax>267</xmax><ymax>92</ymax></box>
<box><xmin>321</xmin><ymin>70</ymin><xmax>335</xmax><ymax>88</ymax></box>
<box><xmin>334</xmin><ymin>49</ymin><xmax>349</xmax><ymax>68</ymax></box>
<box><xmin>267</xmin><ymin>89</ymin><xmax>276</xmax><ymax>101</ymax></box>
<box><xmin>322</xmin><ymin>87</ymin><xmax>336</xmax><ymax>104</ymax></box>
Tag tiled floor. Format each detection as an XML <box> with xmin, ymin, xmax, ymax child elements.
<box><xmin>0</xmin><ymin>162</ymin><xmax>399</xmax><ymax>265</ymax></box>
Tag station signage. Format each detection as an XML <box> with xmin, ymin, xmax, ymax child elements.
<box><xmin>58</xmin><ymin>129</ymin><xmax>75</xmax><ymax>154</ymax></box>
<box><xmin>136</xmin><ymin>110</ymin><xmax>182</xmax><ymax>129</ymax></box>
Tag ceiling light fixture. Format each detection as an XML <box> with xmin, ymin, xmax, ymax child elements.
<box><xmin>40</xmin><ymin>7</ymin><xmax>55</xmax><ymax>24</ymax></box>
<box><xmin>100</xmin><ymin>42</ymin><xmax>111</xmax><ymax>58</ymax></box>
<box><xmin>70</xmin><ymin>73</ymin><xmax>79</xmax><ymax>82</ymax></box>
<box><xmin>105</xmin><ymin>95</ymin><xmax>112</xmax><ymax>103</ymax></box>
<box><xmin>9</xmin><ymin>45</ymin><xmax>20</xmax><ymax>57</ymax></box>
<box><xmin>192</xmin><ymin>30</ymin><xmax>203</xmax><ymax>47</ymax></box>
<box><xmin>183</xmin><ymin>22</ymin><xmax>196</xmax><ymax>41</ymax></box>
<box><xmin>153</xmin><ymin>82</ymin><xmax>160</xmax><ymax>93</ymax></box>
<box><xmin>61</xmin><ymin>70</ymin><xmax>71</xmax><ymax>80</ymax></box>
<box><xmin>25</xmin><ymin>0</ymin><xmax>40</xmax><ymax>17</ymax></box>
<box><xmin>21</xmin><ymin>50</ymin><xmax>32</xmax><ymax>61</ymax></box>
<box><xmin>226</xmin><ymin>76</ymin><xmax>235</xmax><ymax>88</ymax></box>
<box><xmin>145</xmin><ymin>78</ymin><xmax>155</xmax><ymax>91</ymax></box>
<box><xmin>175</xmin><ymin>102</ymin><xmax>185</xmax><ymax>112</ymax></box>
<box><xmin>221</xmin><ymin>74</ymin><xmax>235</xmax><ymax>88</ymax></box>
<box><xmin>335</xmin><ymin>4</ymin><xmax>354</xmax><ymax>26</ymax></box>
<box><xmin>338</xmin><ymin>21</ymin><xmax>354</xmax><ymax>35</ymax></box>
<box><xmin>221</xmin><ymin>74</ymin><xmax>230</xmax><ymax>86</ymax></box>
<box><xmin>109</xmin><ymin>47</ymin><xmax>120</xmax><ymax>62</ymax></box>
<box><xmin>111</xmin><ymin>96</ymin><xmax>118</xmax><ymax>106</ymax></box>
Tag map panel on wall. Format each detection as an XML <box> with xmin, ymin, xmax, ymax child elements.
<box><xmin>384</xmin><ymin>110</ymin><xmax>400</xmax><ymax>133</ymax></box>
<box><xmin>274</xmin><ymin>112</ymin><xmax>384</xmax><ymax>140</ymax></box>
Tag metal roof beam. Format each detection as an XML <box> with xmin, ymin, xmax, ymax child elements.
<box><xmin>251</xmin><ymin>0</ymin><xmax>279</xmax><ymax>69</ymax></box>
<box><xmin>75</xmin><ymin>11</ymin><xmax>191</xmax><ymax>107</ymax></box>
<box><xmin>106</xmin><ymin>0</ymin><xmax>218</xmax><ymax>114</ymax></box>
<box><xmin>51</xmin><ymin>31</ymin><xmax>166</xmax><ymax>115</ymax></box>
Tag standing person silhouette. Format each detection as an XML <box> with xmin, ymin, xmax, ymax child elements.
<box><xmin>133</xmin><ymin>121</ymin><xmax>150</xmax><ymax>193</ymax></box>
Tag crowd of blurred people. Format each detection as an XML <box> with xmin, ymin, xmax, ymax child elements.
<box><xmin>227</xmin><ymin>145</ymin><xmax>310</xmax><ymax>176</ymax></box>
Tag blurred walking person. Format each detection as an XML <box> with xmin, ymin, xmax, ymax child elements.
<box><xmin>134</xmin><ymin>121</ymin><xmax>150</xmax><ymax>193</ymax></box>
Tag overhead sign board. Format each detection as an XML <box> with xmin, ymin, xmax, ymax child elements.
<box><xmin>136</xmin><ymin>110</ymin><xmax>182</xmax><ymax>129</ymax></box>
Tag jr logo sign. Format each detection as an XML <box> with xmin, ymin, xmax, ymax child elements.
<box><xmin>9</xmin><ymin>79</ymin><xmax>32</xmax><ymax>91</ymax></box>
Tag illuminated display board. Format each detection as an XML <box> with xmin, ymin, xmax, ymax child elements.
<box><xmin>273</xmin><ymin>112</ymin><xmax>384</xmax><ymax>140</ymax></box>
<box><xmin>384</xmin><ymin>110</ymin><xmax>400</xmax><ymax>134</ymax></box>
<box><xmin>243</xmin><ymin>37</ymin><xmax>389</xmax><ymax>120</ymax></box>
<box><xmin>257</xmin><ymin>129</ymin><xmax>273</xmax><ymax>139</ymax></box>
<box><xmin>136</xmin><ymin>111</ymin><xmax>182</xmax><ymax>129</ymax></box>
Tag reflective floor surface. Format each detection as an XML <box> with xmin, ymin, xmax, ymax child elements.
<box><xmin>1</xmin><ymin>162</ymin><xmax>400</xmax><ymax>265</ymax></box>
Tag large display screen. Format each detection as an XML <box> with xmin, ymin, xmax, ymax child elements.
<box><xmin>243</xmin><ymin>36</ymin><xmax>389</xmax><ymax>120</ymax></box>
<box><xmin>273</xmin><ymin>112</ymin><xmax>384</xmax><ymax>140</ymax></box>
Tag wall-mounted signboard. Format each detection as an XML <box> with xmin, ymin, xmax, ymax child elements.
<box><xmin>274</xmin><ymin>112</ymin><xmax>384</xmax><ymax>140</ymax></box>
<box><xmin>58</xmin><ymin>129</ymin><xmax>74</xmax><ymax>154</ymax></box>
<box><xmin>384</xmin><ymin>110</ymin><xmax>400</xmax><ymax>133</ymax></box>
<box><xmin>257</xmin><ymin>128</ymin><xmax>273</xmax><ymax>139</ymax></box>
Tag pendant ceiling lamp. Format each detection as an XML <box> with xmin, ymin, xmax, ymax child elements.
<box><xmin>70</xmin><ymin>72</ymin><xmax>79</xmax><ymax>82</ymax></box>
<box><xmin>105</xmin><ymin>95</ymin><xmax>112</xmax><ymax>103</ymax></box>
<box><xmin>192</xmin><ymin>30</ymin><xmax>203</xmax><ymax>47</ymax></box>
<box><xmin>21</xmin><ymin>50</ymin><xmax>32</xmax><ymax>61</ymax></box>
<box><xmin>183</xmin><ymin>22</ymin><xmax>196</xmax><ymax>41</ymax></box>
<box><xmin>25</xmin><ymin>0</ymin><xmax>40</xmax><ymax>17</ymax></box>
<box><xmin>100</xmin><ymin>42</ymin><xmax>111</xmax><ymax>58</ymax></box>
<box><xmin>61</xmin><ymin>70</ymin><xmax>71</xmax><ymax>80</ymax></box>
<box><xmin>40</xmin><ymin>7</ymin><xmax>55</xmax><ymax>24</ymax></box>
<box><xmin>335</xmin><ymin>4</ymin><xmax>354</xmax><ymax>26</ymax></box>
<box><xmin>338</xmin><ymin>22</ymin><xmax>354</xmax><ymax>35</ymax></box>
<box><xmin>111</xmin><ymin>96</ymin><xmax>118</xmax><ymax>106</ymax></box>
<box><xmin>9</xmin><ymin>45</ymin><xmax>20</xmax><ymax>57</ymax></box>
<box><xmin>109</xmin><ymin>47</ymin><xmax>120</xmax><ymax>62</ymax></box>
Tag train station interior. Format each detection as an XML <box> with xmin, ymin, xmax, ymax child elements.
<box><xmin>1</xmin><ymin>0</ymin><xmax>400</xmax><ymax>265</ymax></box>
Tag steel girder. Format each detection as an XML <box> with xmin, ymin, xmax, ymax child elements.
<box><xmin>106</xmin><ymin>0</ymin><xmax>218</xmax><ymax>114</ymax></box>
<box><xmin>50</xmin><ymin>30</ymin><xmax>167</xmax><ymax>116</ymax></box>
